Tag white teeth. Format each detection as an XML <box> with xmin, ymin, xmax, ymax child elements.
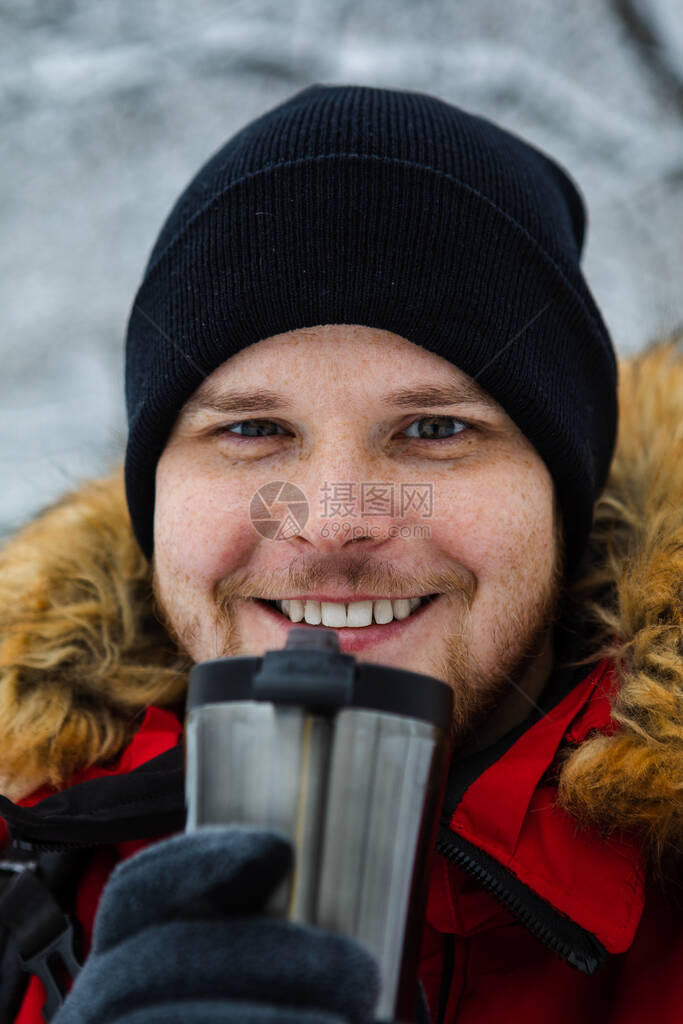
<box><xmin>373</xmin><ymin>599</ymin><xmax>393</xmax><ymax>624</ymax></box>
<box><xmin>271</xmin><ymin>595</ymin><xmax>435</xmax><ymax>627</ymax></box>
<box><xmin>303</xmin><ymin>600</ymin><xmax>322</xmax><ymax>625</ymax></box>
<box><xmin>346</xmin><ymin>601</ymin><xmax>373</xmax><ymax>627</ymax></box>
<box><xmin>321</xmin><ymin>602</ymin><xmax>347</xmax><ymax>627</ymax></box>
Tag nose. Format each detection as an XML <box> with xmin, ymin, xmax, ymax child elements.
<box><xmin>287</xmin><ymin>445</ymin><xmax>401</xmax><ymax>554</ymax></box>
<box><xmin>291</xmin><ymin>479</ymin><xmax>398</xmax><ymax>554</ymax></box>
<box><xmin>294</xmin><ymin>511</ymin><xmax>393</xmax><ymax>554</ymax></box>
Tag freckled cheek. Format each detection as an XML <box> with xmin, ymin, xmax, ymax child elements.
<box><xmin>154</xmin><ymin>473</ymin><xmax>259</xmax><ymax>582</ymax></box>
<box><xmin>488</xmin><ymin>474</ymin><xmax>555</xmax><ymax>581</ymax></box>
<box><xmin>431</xmin><ymin>471</ymin><xmax>553</xmax><ymax>578</ymax></box>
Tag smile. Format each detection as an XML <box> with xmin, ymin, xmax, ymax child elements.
<box><xmin>252</xmin><ymin>594</ymin><xmax>441</xmax><ymax>653</ymax></box>
<box><xmin>271</xmin><ymin>595</ymin><xmax>435</xmax><ymax>626</ymax></box>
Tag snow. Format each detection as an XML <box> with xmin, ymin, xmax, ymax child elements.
<box><xmin>1</xmin><ymin>0</ymin><xmax>681</xmax><ymax>538</ymax></box>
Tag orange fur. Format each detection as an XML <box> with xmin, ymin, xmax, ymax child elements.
<box><xmin>0</xmin><ymin>335</ymin><xmax>681</xmax><ymax>870</ymax></box>
<box><xmin>0</xmin><ymin>473</ymin><xmax>189</xmax><ymax>799</ymax></box>
<box><xmin>556</xmin><ymin>332</ymin><xmax>683</xmax><ymax>870</ymax></box>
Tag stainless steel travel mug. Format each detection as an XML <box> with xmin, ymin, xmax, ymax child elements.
<box><xmin>185</xmin><ymin>628</ymin><xmax>453</xmax><ymax>1022</ymax></box>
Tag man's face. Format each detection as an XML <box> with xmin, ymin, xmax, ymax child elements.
<box><xmin>153</xmin><ymin>325</ymin><xmax>565</xmax><ymax>748</ymax></box>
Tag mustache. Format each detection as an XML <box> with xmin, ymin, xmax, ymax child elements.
<box><xmin>214</xmin><ymin>553</ymin><xmax>476</xmax><ymax>608</ymax></box>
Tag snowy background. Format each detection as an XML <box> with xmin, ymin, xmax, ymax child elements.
<box><xmin>2</xmin><ymin>0</ymin><xmax>682</xmax><ymax>540</ymax></box>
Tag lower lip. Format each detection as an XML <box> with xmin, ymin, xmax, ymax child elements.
<box><xmin>254</xmin><ymin>597</ymin><xmax>438</xmax><ymax>653</ymax></box>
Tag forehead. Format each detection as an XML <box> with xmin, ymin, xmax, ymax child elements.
<box><xmin>183</xmin><ymin>324</ymin><xmax>503</xmax><ymax>415</ymax></box>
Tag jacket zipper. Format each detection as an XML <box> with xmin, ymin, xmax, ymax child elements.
<box><xmin>435</xmin><ymin>825</ymin><xmax>606</xmax><ymax>980</ymax></box>
<box><xmin>20</xmin><ymin>829</ymin><xmax>608</xmax><ymax>962</ymax></box>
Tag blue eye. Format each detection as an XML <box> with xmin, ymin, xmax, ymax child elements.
<box><xmin>217</xmin><ymin>416</ymin><xmax>471</xmax><ymax>442</ymax></box>
<box><xmin>401</xmin><ymin>416</ymin><xmax>469</xmax><ymax>440</ymax></box>
<box><xmin>221</xmin><ymin>420</ymin><xmax>287</xmax><ymax>437</ymax></box>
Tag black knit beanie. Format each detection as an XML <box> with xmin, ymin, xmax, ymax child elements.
<box><xmin>125</xmin><ymin>83</ymin><xmax>618</xmax><ymax>578</ymax></box>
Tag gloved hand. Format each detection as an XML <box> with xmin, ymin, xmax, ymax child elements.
<box><xmin>52</xmin><ymin>826</ymin><xmax>381</xmax><ymax>1024</ymax></box>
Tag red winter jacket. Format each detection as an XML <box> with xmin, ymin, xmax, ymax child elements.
<box><xmin>2</xmin><ymin>655</ymin><xmax>681</xmax><ymax>1024</ymax></box>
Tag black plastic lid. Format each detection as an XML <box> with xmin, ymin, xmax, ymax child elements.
<box><xmin>187</xmin><ymin>627</ymin><xmax>452</xmax><ymax>729</ymax></box>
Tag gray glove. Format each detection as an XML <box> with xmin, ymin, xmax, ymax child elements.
<box><xmin>52</xmin><ymin>826</ymin><xmax>381</xmax><ymax>1024</ymax></box>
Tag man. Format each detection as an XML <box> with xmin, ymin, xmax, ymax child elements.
<box><xmin>0</xmin><ymin>84</ymin><xmax>680</xmax><ymax>1023</ymax></box>
<box><xmin>152</xmin><ymin>321</ymin><xmax>564</xmax><ymax>751</ymax></box>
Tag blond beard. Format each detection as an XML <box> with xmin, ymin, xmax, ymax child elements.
<box><xmin>437</xmin><ymin>511</ymin><xmax>565</xmax><ymax>749</ymax></box>
<box><xmin>152</xmin><ymin>514</ymin><xmax>565</xmax><ymax>749</ymax></box>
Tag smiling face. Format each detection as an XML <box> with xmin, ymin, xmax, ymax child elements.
<box><xmin>153</xmin><ymin>324</ymin><xmax>565</xmax><ymax>751</ymax></box>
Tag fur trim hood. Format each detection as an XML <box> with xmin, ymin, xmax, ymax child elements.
<box><xmin>1</xmin><ymin>334</ymin><xmax>681</xmax><ymax>869</ymax></box>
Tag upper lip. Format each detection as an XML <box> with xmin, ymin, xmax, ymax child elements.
<box><xmin>260</xmin><ymin>594</ymin><xmax>432</xmax><ymax>603</ymax></box>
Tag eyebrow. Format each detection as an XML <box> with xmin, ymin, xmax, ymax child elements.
<box><xmin>381</xmin><ymin>382</ymin><xmax>500</xmax><ymax>411</ymax></box>
<box><xmin>184</xmin><ymin>379</ymin><xmax>499</xmax><ymax>415</ymax></box>
<box><xmin>183</xmin><ymin>385</ymin><xmax>294</xmax><ymax>415</ymax></box>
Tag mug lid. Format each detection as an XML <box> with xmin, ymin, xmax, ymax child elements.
<box><xmin>187</xmin><ymin>627</ymin><xmax>452</xmax><ymax>728</ymax></box>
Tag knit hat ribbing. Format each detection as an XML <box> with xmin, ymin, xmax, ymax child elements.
<box><xmin>125</xmin><ymin>83</ymin><xmax>618</xmax><ymax>577</ymax></box>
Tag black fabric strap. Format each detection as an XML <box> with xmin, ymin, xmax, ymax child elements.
<box><xmin>0</xmin><ymin>847</ymin><xmax>87</xmax><ymax>1023</ymax></box>
<box><xmin>0</xmin><ymin>850</ymin><xmax>35</xmax><ymax>1024</ymax></box>
<box><xmin>0</xmin><ymin>746</ymin><xmax>184</xmax><ymax>848</ymax></box>
<box><xmin>1</xmin><ymin>867</ymin><xmax>75</xmax><ymax>961</ymax></box>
